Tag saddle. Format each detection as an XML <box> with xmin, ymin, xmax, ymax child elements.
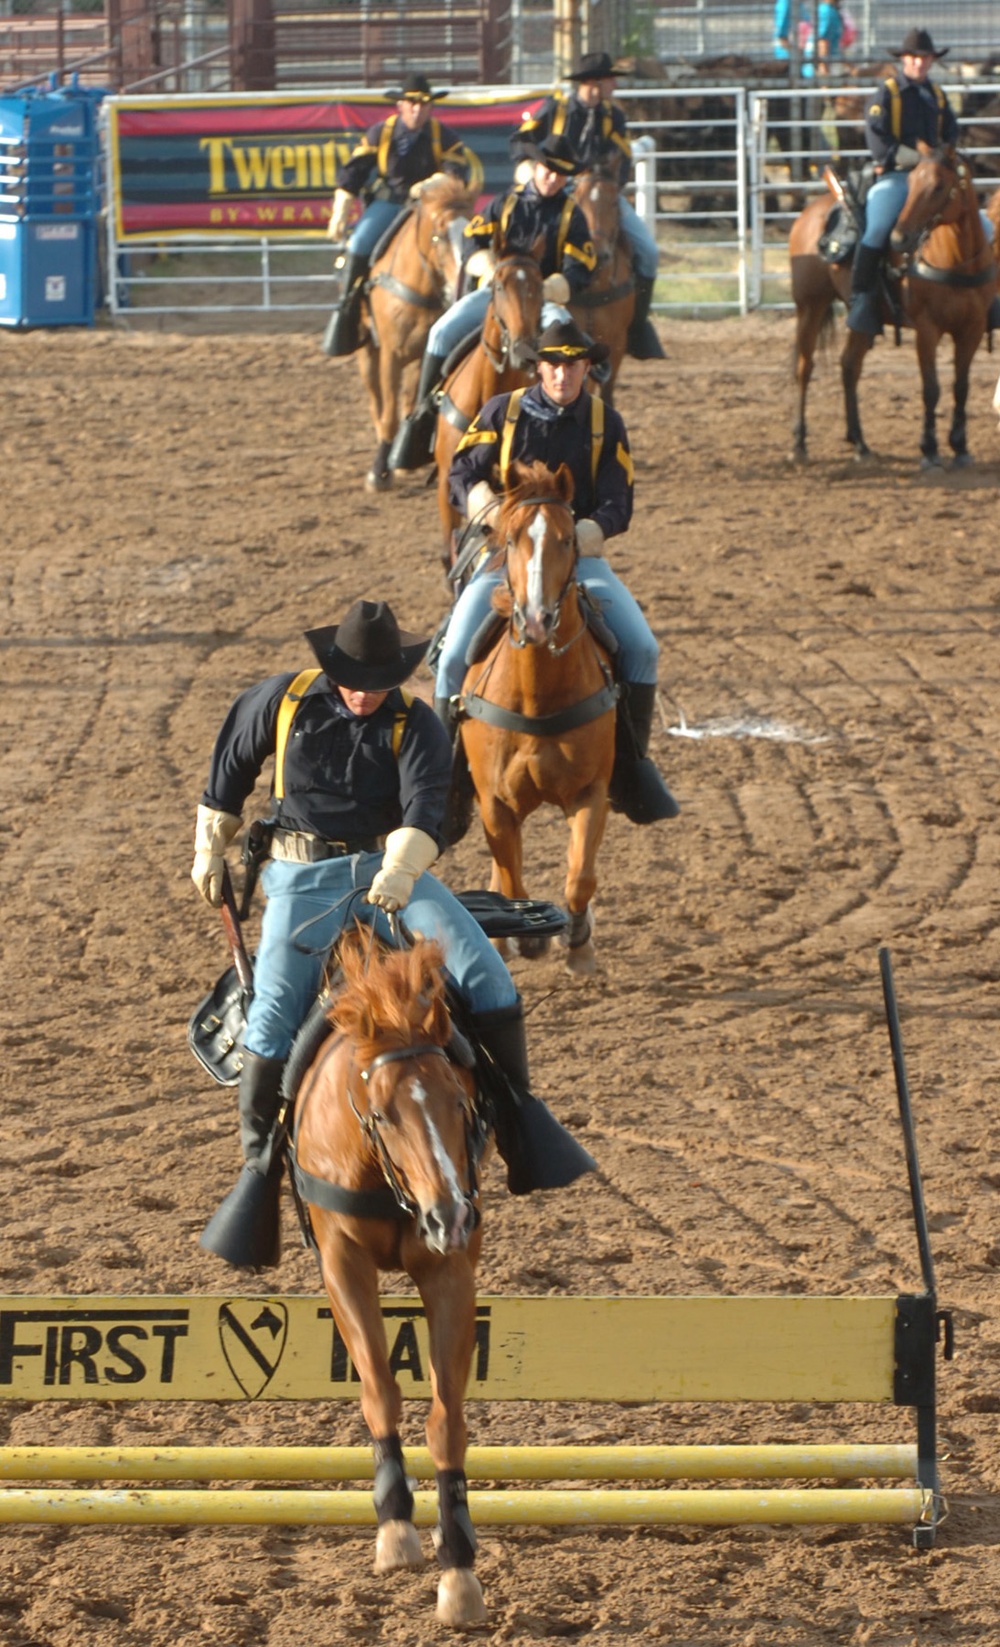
<box><xmin>462</xmin><ymin>585</ymin><xmax>620</xmax><ymax>671</ymax></box>
<box><xmin>817</xmin><ymin>163</ymin><xmax>870</xmax><ymax>265</ymax></box>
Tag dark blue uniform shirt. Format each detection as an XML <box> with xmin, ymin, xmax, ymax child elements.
<box><xmin>865</xmin><ymin>69</ymin><xmax>957</xmax><ymax>170</ymax></box>
<box><xmin>510</xmin><ymin>93</ymin><xmax>632</xmax><ymax>189</ymax></box>
<box><xmin>201</xmin><ymin>674</ymin><xmax>453</xmax><ymax>849</ymax></box>
<box><xmin>336</xmin><ymin>115</ymin><xmax>468</xmax><ymax>204</ymax></box>
<box><xmin>462</xmin><ymin>183</ymin><xmax>596</xmax><ymax>296</ymax></box>
<box><xmin>448</xmin><ymin>382</ymin><xmax>633</xmax><ymax>539</ymax></box>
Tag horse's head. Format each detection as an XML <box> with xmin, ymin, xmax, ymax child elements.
<box><xmin>498</xmin><ymin>461</ymin><xmax>578</xmax><ymax>648</ymax></box>
<box><xmin>892</xmin><ymin>147</ymin><xmax>972</xmax><ymax>253</ymax></box>
<box><xmin>332</xmin><ymin>932</ymin><xmax>480</xmax><ymax>1254</ymax></box>
<box><xmin>485</xmin><ymin>256</ymin><xmax>543</xmax><ymax>371</ymax></box>
<box><xmin>574</xmin><ymin>167</ymin><xmax>622</xmax><ymax>265</ymax></box>
<box><xmin>413</xmin><ymin>175</ymin><xmax>475</xmax><ymax>306</ymax></box>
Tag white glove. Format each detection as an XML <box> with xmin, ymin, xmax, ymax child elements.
<box><xmin>366</xmin><ymin>827</ymin><xmax>439</xmax><ymax>913</ymax></box>
<box><xmin>467</xmin><ymin>479</ymin><xmax>501</xmax><ymax>528</ymax></box>
<box><xmin>542</xmin><ymin>271</ymin><xmax>570</xmax><ymax>305</ymax></box>
<box><xmin>191</xmin><ymin>805</ymin><xmax>242</xmax><ymax>907</ymax></box>
<box><xmin>992</xmin><ymin>370</ymin><xmax>1000</xmax><ymax>424</ymax></box>
<box><xmin>513</xmin><ymin>158</ymin><xmax>534</xmax><ymax>186</ymax></box>
<box><xmin>895</xmin><ymin>145</ymin><xmax>921</xmax><ymax>171</ymax></box>
<box><xmin>411</xmin><ymin>172</ymin><xmax>448</xmax><ymax>198</ymax></box>
<box><xmin>465</xmin><ymin>248</ymin><xmax>497</xmax><ymax>286</ymax></box>
<box><xmin>327</xmin><ymin>189</ymin><xmax>354</xmax><ymax>241</ymax></box>
<box><xmin>575</xmin><ymin>519</ymin><xmax>605</xmax><ymax>556</ymax></box>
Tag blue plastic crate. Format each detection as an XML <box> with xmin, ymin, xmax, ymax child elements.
<box><xmin>0</xmin><ymin>212</ymin><xmax>97</xmax><ymax>327</ymax></box>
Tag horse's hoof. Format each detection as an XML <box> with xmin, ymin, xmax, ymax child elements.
<box><xmin>365</xmin><ymin>469</ymin><xmax>392</xmax><ymax>493</ymax></box>
<box><xmin>374</xmin><ymin>1519</ymin><xmax>424</xmax><ymax>1573</ymax></box>
<box><xmin>436</xmin><ymin>1567</ymin><xmax>487</xmax><ymax>1628</ymax></box>
<box><xmin>513</xmin><ymin>933</ymin><xmax>551</xmax><ymax>960</ymax></box>
<box><xmin>950</xmin><ymin>451</ymin><xmax>973</xmax><ymax>470</ymax></box>
<box><xmin>920</xmin><ymin>454</ymin><xmax>944</xmax><ymax>471</ymax></box>
<box><xmin>565</xmin><ymin>941</ymin><xmax>596</xmax><ymax>978</ymax></box>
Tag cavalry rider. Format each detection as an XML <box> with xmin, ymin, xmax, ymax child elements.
<box><xmin>434</xmin><ymin>318</ymin><xmax>676</xmax><ymax>826</ymax></box>
<box><xmin>191</xmin><ymin>599</ymin><xmax>593</xmax><ymax>1260</ymax></box>
<box><xmin>323</xmin><ymin>74</ymin><xmax>469</xmax><ymax>358</ymax></box>
<box><xmin>389</xmin><ymin>131</ymin><xmax>596</xmax><ymax>472</ymax></box>
<box><xmin>509</xmin><ymin>50</ymin><xmax>664</xmax><ymax>361</ymax></box>
<box><xmin>847</xmin><ymin>28</ymin><xmax>958</xmax><ymax>335</ymax></box>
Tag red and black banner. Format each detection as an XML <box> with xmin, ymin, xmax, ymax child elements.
<box><xmin>108</xmin><ymin>92</ymin><xmax>546</xmax><ymax>241</ymax></box>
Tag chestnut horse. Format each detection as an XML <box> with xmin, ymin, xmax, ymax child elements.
<box><xmin>359</xmin><ymin>176</ymin><xmax>473</xmax><ymax>492</ymax></box>
<box><xmin>292</xmin><ymin>930</ymin><xmax>488</xmax><ymax>1628</ymax></box>
<box><xmin>790</xmin><ymin>148</ymin><xmax>998</xmax><ymax>467</ymax></box>
<box><xmin>434</xmin><ymin>254</ymin><xmax>543</xmax><ymax>564</ymax></box>
<box><xmin>459</xmin><ymin>462</ymin><xmax>616</xmax><ymax>978</ymax></box>
<box><xmin>570</xmin><ymin>165</ymin><xmax>635</xmax><ymax>401</ymax></box>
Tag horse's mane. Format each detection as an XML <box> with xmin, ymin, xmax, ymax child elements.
<box><xmin>419</xmin><ymin>174</ymin><xmax>475</xmax><ymax>215</ymax></box>
<box><xmin>496</xmin><ymin>460</ymin><xmax>575</xmax><ymax>539</ymax></box>
<box><xmin>332</xmin><ymin>929</ymin><xmax>452</xmax><ymax>1050</ymax></box>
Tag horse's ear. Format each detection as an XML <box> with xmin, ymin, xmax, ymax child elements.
<box><xmin>505</xmin><ymin>460</ymin><xmax>528</xmax><ymax>493</ymax></box>
<box><xmin>553</xmin><ymin>462</ymin><xmax>576</xmax><ymax>506</ymax></box>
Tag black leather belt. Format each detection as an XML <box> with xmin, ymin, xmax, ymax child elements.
<box><xmin>271</xmin><ymin>829</ymin><xmax>381</xmax><ymax>864</ymax></box>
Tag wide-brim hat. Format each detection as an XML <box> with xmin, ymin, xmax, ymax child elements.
<box><xmin>385</xmin><ymin>72</ymin><xmax>446</xmax><ymax>103</ymax></box>
<box><xmin>536</xmin><ymin>317</ymin><xmax>610</xmax><ymax>367</ymax></box>
<box><xmin>524</xmin><ymin>133</ymin><xmax>584</xmax><ymax>177</ymax></box>
<box><xmin>569</xmin><ymin>51</ymin><xmax>616</xmax><ymax>82</ymax></box>
<box><xmin>890</xmin><ymin>27</ymin><xmax>948</xmax><ymax>59</ymax></box>
<box><xmin>305</xmin><ymin>600</ymin><xmax>429</xmax><ymax>690</ymax></box>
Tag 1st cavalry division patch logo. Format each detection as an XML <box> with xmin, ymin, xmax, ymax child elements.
<box><xmin>218</xmin><ymin>1299</ymin><xmax>288</xmax><ymax>1397</ymax></box>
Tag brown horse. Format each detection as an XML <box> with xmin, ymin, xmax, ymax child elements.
<box><xmin>359</xmin><ymin>176</ymin><xmax>473</xmax><ymax>493</ymax></box>
<box><xmin>790</xmin><ymin>148</ymin><xmax>998</xmax><ymax>467</ymax></box>
<box><xmin>459</xmin><ymin>461</ymin><xmax>616</xmax><ymax>978</ymax></box>
<box><xmin>293</xmin><ymin>930</ymin><xmax>487</xmax><ymax>1627</ymax></box>
<box><xmin>434</xmin><ymin>255</ymin><xmax>543</xmax><ymax>563</ymax></box>
<box><xmin>570</xmin><ymin>165</ymin><xmax>635</xmax><ymax>401</ymax></box>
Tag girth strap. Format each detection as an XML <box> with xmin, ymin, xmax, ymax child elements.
<box><xmin>461</xmin><ymin>681</ymin><xmax>618</xmax><ymax>736</ymax></box>
<box><xmin>369</xmin><ymin>270</ymin><xmax>441</xmax><ymax>310</ymax></box>
<box><xmin>911</xmin><ymin>257</ymin><xmax>998</xmax><ymax>290</ymax></box>
<box><xmin>572</xmin><ymin>277</ymin><xmax>635</xmax><ymax>308</ymax></box>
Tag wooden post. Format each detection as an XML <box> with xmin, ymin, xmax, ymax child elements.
<box><xmin>228</xmin><ymin>0</ymin><xmax>276</xmax><ymax>93</ymax></box>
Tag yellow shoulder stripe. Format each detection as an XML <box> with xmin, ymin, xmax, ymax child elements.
<box><xmin>456</xmin><ymin>425</ymin><xmax>498</xmax><ymax>453</ymax></box>
<box><xmin>392</xmin><ymin>688</ymin><xmax>413</xmax><ymax>757</ymax></box>
<box><xmin>616</xmin><ymin>441</ymin><xmax>634</xmax><ymax>486</ymax></box>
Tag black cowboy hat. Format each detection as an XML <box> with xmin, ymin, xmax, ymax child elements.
<box><xmin>384</xmin><ymin>72</ymin><xmax>446</xmax><ymax>103</ymax></box>
<box><xmin>890</xmin><ymin>28</ymin><xmax>948</xmax><ymax>59</ymax></box>
<box><xmin>305</xmin><ymin>600</ymin><xmax>429</xmax><ymax>690</ymax></box>
<box><xmin>569</xmin><ymin>51</ymin><xmax>617</xmax><ymax>82</ymax></box>
<box><xmin>523</xmin><ymin>133</ymin><xmax>584</xmax><ymax>178</ymax></box>
<box><xmin>536</xmin><ymin>316</ymin><xmax>610</xmax><ymax>367</ymax></box>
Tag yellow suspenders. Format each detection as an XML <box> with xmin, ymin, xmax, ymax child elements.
<box><xmin>273</xmin><ymin>671</ymin><xmax>412</xmax><ymax>800</ymax></box>
<box><xmin>378</xmin><ymin>116</ymin><xmax>442</xmax><ymax>178</ymax></box>
<box><xmin>884</xmin><ymin>77</ymin><xmax>946</xmax><ymax>142</ymax></box>
<box><xmin>498</xmin><ymin>389</ymin><xmax>605</xmax><ymax>488</ymax></box>
<box><xmin>498</xmin><ymin>191</ymin><xmax>576</xmax><ymax>264</ymax></box>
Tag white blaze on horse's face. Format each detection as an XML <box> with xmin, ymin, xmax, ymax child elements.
<box><xmin>524</xmin><ymin>510</ymin><xmax>550</xmax><ymax>640</ymax></box>
<box><xmin>409</xmin><ymin>1076</ymin><xmax>471</xmax><ymax>1251</ymax></box>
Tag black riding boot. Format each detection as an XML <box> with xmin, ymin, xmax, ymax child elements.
<box><xmin>388</xmin><ymin>350</ymin><xmax>448</xmax><ymax>470</ymax></box>
<box><xmin>321</xmin><ymin>253</ymin><xmax>369</xmax><ymax>357</ymax></box>
<box><xmin>434</xmin><ymin>694</ymin><xmax>476</xmax><ymax>847</ymax></box>
<box><xmin>846</xmin><ymin>243</ymin><xmax>884</xmax><ymax>336</ymax></box>
<box><xmin>468</xmin><ymin>1000</ymin><xmax>596</xmax><ymax>1196</ymax></box>
<box><xmin>609</xmin><ymin>682</ymin><xmax>680</xmax><ymax>825</ymax></box>
<box><xmin>199</xmin><ymin>1051</ymin><xmax>285</xmax><ymax>1269</ymax></box>
<box><xmin>627</xmin><ymin>274</ymin><xmax>666</xmax><ymax>360</ymax></box>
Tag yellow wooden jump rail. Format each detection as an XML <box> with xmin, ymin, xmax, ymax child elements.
<box><xmin>0</xmin><ymin>1289</ymin><xmax>945</xmax><ymax>1544</ymax></box>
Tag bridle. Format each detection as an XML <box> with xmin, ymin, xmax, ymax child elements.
<box><xmin>349</xmin><ymin>1039</ymin><xmax>483</xmax><ymax>1226</ymax></box>
<box><xmin>503</xmin><ymin>494</ymin><xmax>586</xmax><ymax>656</ymax></box>
<box><xmin>482</xmin><ymin>255</ymin><xmax>541</xmax><ymax>371</ymax></box>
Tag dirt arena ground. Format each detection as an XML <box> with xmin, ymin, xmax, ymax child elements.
<box><xmin>2</xmin><ymin>310</ymin><xmax>1000</xmax><ymax>1646</ymax></box>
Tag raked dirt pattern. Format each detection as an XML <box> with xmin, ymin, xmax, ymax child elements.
<box><xmin>1</xmin><ymin>312</ymin><xmax>1000</xmax><ymax>1646</ymax></box>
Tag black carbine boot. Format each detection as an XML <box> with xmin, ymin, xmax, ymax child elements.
<box><xmin>846</xmin><ymin>243</ymin><xmax>884</xmax><ymax>336</ymax></box>
<box><xmin>321</xmin><ymin>253</ymin><xmax>369</xmax><ymax>357</ymax></box>
<box><xmin>388</xmin><ymin>350</ymin><xmax>448</xmax><ymax>470</ymax></box>
<box><xmin>434</xmin><ymin>694</ymin><xmax>476</xmax><ymax>847</ymax></box>
<box><xmin>627</xmin><ymin>274</ymin><xmax>666</xmax><ymax>360</ymax></box>
<box><xmin>469</xmin><ymin>999</ymin><xmax>596</xmax><ymax>1196</ymax></box>
<box><xmin>200</xmin><ymin>1051</ymin><xmax>285</xmax><ymax>1268</ymax></box>
<box><xmin>609</xmin><ymin>682</ymin><xmax>680</xmax><ymax>825</ymax></box>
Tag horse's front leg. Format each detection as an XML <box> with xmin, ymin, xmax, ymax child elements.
<box><xmin>947</xmin><ymin>319</ymin><xmax>983</xmax><ymax>468</ymax></box>
<box><xmin>410</xmin><ymin>1250</ymin><xmax>486</xmax><ymax>1628</ymax></box>
<box><xmin>357</xmin><ymin>340</ymin><xmax>392</xmax><ymax>493</ymax></box>
<box><xmin>840</xmin><ymin>328</ymin><xmax>874</xmax><ymax>458</ymax></box>
<box><xmin>562</xmin><ymin>786</ymin><xmax>610</xmax><ymax>977</ymax></box>
<box><xmin>312</xmin><ymin>1215</ymin><xmax>423</xmax><ymax>1573</ymax></box>
<box><xmin>914</xmin><ymin>316</ymin><xmax>943</xmax><ymax>468</ymax></box>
